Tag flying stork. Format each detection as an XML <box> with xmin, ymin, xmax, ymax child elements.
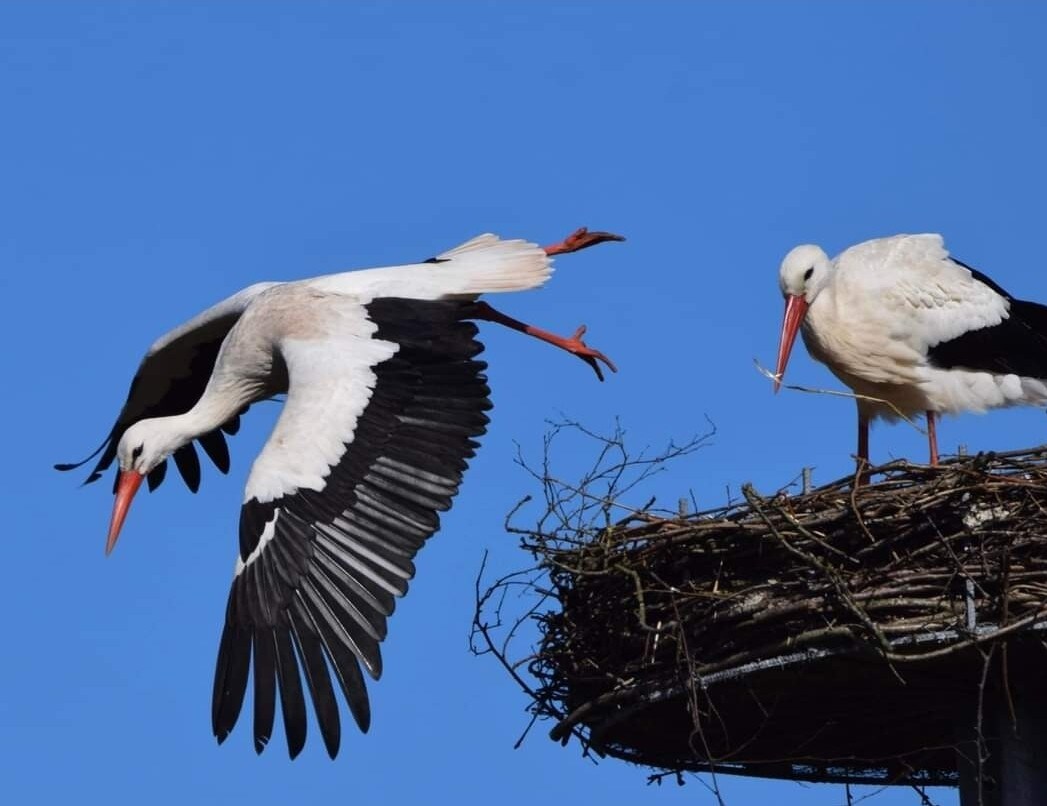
<box><xmin>57</xmin><ymin>226</ymin><xmax>622</xmax><ymax>758</ymax></box>
<box><xmin>774</xmin><ymin>233</ymin><xmax>1047</xmax><ymax>466</ymax></box>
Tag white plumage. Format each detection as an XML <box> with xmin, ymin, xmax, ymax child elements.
<box><xmin>58</xmin><ymin>227</ymin><xmax>622</xmax><ymax>759</ymax></box>
<box><xmin>775</xmin><ymin>233</ymin><xmax>1047</xmax><ymax>464</ymax></box>
<box><xmin>240</xmin><ymin>290</ymin><xmax>399</xmax><ymax>505</ymax></box>
<box><xmin>309</xmin><ymin>233</ymin><xmax>554</xmax><ymax>298</ymax></box>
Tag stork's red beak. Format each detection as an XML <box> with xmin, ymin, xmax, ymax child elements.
<box><xmin>107</xmin><ymin>471</ymin><xmax>144</xmax><ymax>555</ymax></box>
<box><xmin>774</xmin><ymin>294</ymin><xmax>809</xmax><ymax>393</ymax></box>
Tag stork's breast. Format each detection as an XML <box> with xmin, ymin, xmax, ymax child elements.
<box><xmin>804</xmin><ymin>300</ymin><xmax>922</xmax><ymax>387</ymax></box>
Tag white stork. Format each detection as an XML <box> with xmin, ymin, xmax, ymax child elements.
<box><xmin>774</xmin><ymin>233</ymin><xmax>1047</xmax><ymax>466</ymax></box>
<box><xmin>57</xmin><ymin>226</ymin><xmax>622</xmax><ymax>758</ymax></box>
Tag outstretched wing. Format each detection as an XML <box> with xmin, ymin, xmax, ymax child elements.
<box><xmin>211</xmin><ymin>296</ymin><xmax>491</xmax><ymax>759</ymax></box>
<box><xmin>55</xmin><ymin>282</ymin><xmax>280</xmax><ymax>492</ymax></box>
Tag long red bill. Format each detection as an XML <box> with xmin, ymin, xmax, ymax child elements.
<box><xmin>107</xmin><ymin>470</ymin><xmax>145</xmax><ymax>555</ymax></box>
<box><xmin>774</xmin><ymin>294</ymin><xmax>809</xmax><ymax>393</ymax></box>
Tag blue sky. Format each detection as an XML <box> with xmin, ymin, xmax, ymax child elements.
<box><xmin>5</xmin><ymin>2</ymin><xmax>1046</xmax><ymax>804</ymax></box>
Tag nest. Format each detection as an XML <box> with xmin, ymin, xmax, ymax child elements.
<box><xmin>476</xmin><ymin>441</ymin><xmax>1047</xmax><ymax>788</ymax></box>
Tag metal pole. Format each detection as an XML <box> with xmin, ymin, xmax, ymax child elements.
<box><xmin>995</xmin><ymin>684</ymin><xmax>1047</xmax><ymax>804</ymax></box>
<box><xmin>957</xmin><ymin>668</ymin><xmax>1047</xmax><ymax>805</ymax></box>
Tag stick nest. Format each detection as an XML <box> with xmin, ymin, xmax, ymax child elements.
<box><xmin>474</xmin><ymin>430</ymin><xmax>1047</xmax><ymax>788</ymax></box>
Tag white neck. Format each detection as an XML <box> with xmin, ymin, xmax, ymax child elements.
<box><xmin>120</xmin><ymin>374</ymin><xmax>265</xmax><ymax>473</ymax></box>
<box><xmin>165</xmin><ymin>377</ymin><xmax>260</xmax><ymax>448</ymax></box>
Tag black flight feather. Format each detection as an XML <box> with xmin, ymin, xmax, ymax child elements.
<box><xmin>172</xmin><ymin>443</ymin><xmax>202</xmax><ymax>492</ymax></box>
<box><xmin>928</xmin><ymin>258</ymin><xmax>1047</xmax><ymax>378</ymax></box>
<box><xmin>289</xmin><ymin>601</ymin><xmax>342</xmax><ymax>759</ymax></box>
<box><xmin>210</xmin><ymin>298</ymin><xmax>490</xmax><ymax>758</ymax></box>
<box><xmin>251</xmin><ymin>632</ymin><xmax>277</xmax><ymax>754</ymax></box>
<box><xmin>211</xmin><ymin>621</ymin><xmax>251</xmax><ymax>744</ymax></box>
<box><xmin>146</xmin><ymin>461</ymin><xmax>167</xmax><ymax>492</ymax></box>
<box><xmin>57</xmin><ymin>310</ymin><xmax>254</xmax><ymax>492</ymax></box>
<box><xmin>198</xmin><ymin>430</ymin><xmax>231</xmax><ymax>475</ymax></box>
<box><xmin>273</xmin><ymin>628</ymin><xmax>307</xmax><ymax>759</ymax></box>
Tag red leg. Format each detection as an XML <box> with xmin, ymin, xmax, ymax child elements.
<box><xmin>927</xmin><ymin>410</ymin><xmax>939</xmax><ymax>466</ymax></box>
<box><xmin>466</xmin><ymin>301</ymin><xmax>617</xmax><ymax>381</ymax></box>
<box><xmin>542</xmin><ymin>226</ymin><xmax>625</xmax><ymax>256</ymax></box>
<box><xmin>857</xmin><ymin>409</ymin><xmax>870</xmax><ymax>466</ymax></box>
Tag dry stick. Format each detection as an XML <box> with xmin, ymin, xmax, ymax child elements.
<box><xmin>742</xmin><ymin>484</ymin><xmax>899</xmax><ymax>664</ymax></box>
<box><xmin>881</xmin><ymin>607</ymin><xmax>1047</xmax><ymax>664</ymax></box>
<box><xmin>618</xmin><ymin>563</ymin><xmax>676</xmax><ymax>633</ymax></box>
<box><xmin>549</xmin><ymin>624</ymin><xmax>865</xmax><ymax>742</ymax></box>
<box><xmin>999</xmin><ymin>543</ymin><xmax>1018</xmax><ymax>732</ymax></box>
<box><xmin>673</xmin><ymin>596</ymin><xmax>727</xmax><ymax>806</ymax></box>
<box><xmin>753</xmin><ymin>359</ymin><xmax>928</xmax><ymax>436</ymax></box>
<box><xmin>775</xmin><ymin>506</ymin><xmax>860</xmax><ymax>563</ymax></box>
<box><xmin>497</xmin><ymin>436</ymin><xmax>1047</xmax><ymax>782</ymax></box>
<box><xmin>548</xmin><ymin>489</ymin><xmax>1047</xmax><ymax>736</ymax></box>
<box><xmin>849</xmin><ymin>474</ymin><xmax>884</xmax><ymax>549</ymax></box>
<box><xmin>470</xmin><ymin>554</ymin><xmax>566</xmax><ymax>749</ymax></box>
<box><xmin>974</xmin><ymin>644</ymin><xmax>997</xmax><ymax>806</ymax></box>
<box><xmin>910</xmin><ymin>785</ymin><xmax>942</xmax><ymax>806</ymax></box>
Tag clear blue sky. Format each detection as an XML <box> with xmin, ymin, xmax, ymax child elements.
<box><xmin>5</xmin><ymin>2</ymin><xmax>1046</xmax><ymax>804</ymax></box>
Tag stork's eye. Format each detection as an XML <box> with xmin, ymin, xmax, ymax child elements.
<box><xmin>803</xmin><ymin>267</ymin><xmax>814</xmax><ymax>281</ymax></box>
<box><xmin>132</xmin><ymin>445</ymin><xmax>144</xmax><ymax>460</ymax></box>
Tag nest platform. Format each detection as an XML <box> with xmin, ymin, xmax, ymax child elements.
<box><xmin>482</xmin><ymin>447</ymin><xmax>1047</xmax><ymax>787</ymax></box>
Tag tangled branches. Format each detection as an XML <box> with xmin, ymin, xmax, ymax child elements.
<box><xmin>473</xmin><ymin>424</ymin><xmax>1047</xmax><ymax>792</ymax></box>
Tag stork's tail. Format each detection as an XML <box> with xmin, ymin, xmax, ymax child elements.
<box><xmin>429</xmin><ymin>234</ymin><xmax>553</xmax><ymax>296</ymax></box>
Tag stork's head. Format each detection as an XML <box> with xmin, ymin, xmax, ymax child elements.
<box><xmin>779</xmin><ymin>244</ymin><xmax>833</xmax><ymax>301</ymax></box>
<box><xmin>774</xmin><ymin>244</ymin><xmax>832</xmax><ymax>393</ymax></box>
<box><xmin>107</xmin><ymin>419</ymin><xmax>183</xmax><ymax>555</ymax></box>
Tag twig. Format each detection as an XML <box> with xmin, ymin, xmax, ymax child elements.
<box><xmin>475</xmin><ymin>423</ymin><xmax>1047</xmax><ymax>791</ymax></box>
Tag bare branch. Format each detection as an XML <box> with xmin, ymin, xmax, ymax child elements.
<box><xmin>473</xmin><ymin>421</ymin><xmax>1047</xmax><ymax>802</ymax></box>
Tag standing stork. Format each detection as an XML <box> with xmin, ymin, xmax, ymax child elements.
<box><xmin>774</xmin><ymin>233</ymin><xmax>1047</xmax><ymax>466</ymax></box>
<box><xmin>57</xmin><ymin>226</ymin><xmax>622</xmax><ymax>758</ymax></box>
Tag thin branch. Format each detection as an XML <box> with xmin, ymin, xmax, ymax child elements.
<box><xmin>473</xmin><ymin>422</ymin><xmax>1047</xmax><ymax>800</ymax></box>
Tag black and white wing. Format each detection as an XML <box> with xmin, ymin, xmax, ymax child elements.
<box><xmin>56</xmin><ymin>282</ymin><xmax>280</xmax><ymax>492</ymax></box>
<box><xmin>211</xmin><ymin>297</ymin><xmax>491</xmax><ymax>759</ymax></box>
<box><xmin>927</xmin><ymin>256</ymin><xmax>1047</xmax><ymax>378</ymax></box>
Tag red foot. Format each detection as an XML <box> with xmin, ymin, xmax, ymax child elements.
<box><xmin>543</xmin><ymin>227</ymin><xmax>626</xmax><ymax>256</ymax></box>
<box><xmin>548</xmin><ymin>324</ymin><xmax>618</xmax><ymax>382</ymax></box>
<box><xmin>465</xmin><ymin>301</ymin><xmax>617</xmax><ymax>382</ymax></box>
